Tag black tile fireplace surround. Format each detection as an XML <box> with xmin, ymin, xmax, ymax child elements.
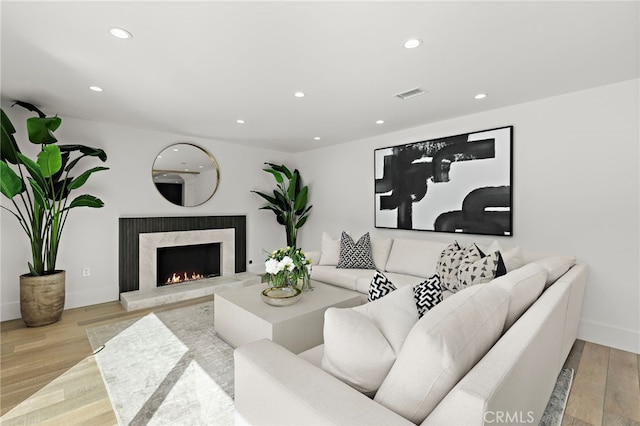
<box><xmin>118</xmin><ymin>215</ymin><xmax>246</xmax><ymax>293</ymax></box>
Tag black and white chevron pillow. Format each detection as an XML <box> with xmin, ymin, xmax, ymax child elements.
<box><xmin>337</xmin><ymin>232</ymin><xmax>376</xmax><ymax>270</ymax></box>
<box><xmin>413</xmin><ymin>274</ymin><xmax>443</xmax><ymax>318</ymax></box>
<box><xmin>368</xmin><ymin>270</ymin><xmax>397</xmax><ymax>302</ymax></box>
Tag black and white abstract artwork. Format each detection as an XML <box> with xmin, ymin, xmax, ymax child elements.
<box><xmin>374</xmin><ymin>126</ymin><xmax>513</xmax><ymax>236</ymax></box>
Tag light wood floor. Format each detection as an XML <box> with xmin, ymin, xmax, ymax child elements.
<box><xmin>1</xmin><ymin>297</ymin><xmax>639</xmax><ymax>425</ymax></box>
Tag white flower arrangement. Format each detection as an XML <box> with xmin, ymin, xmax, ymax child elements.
<box><xmin>264</xmin><ymin>246</ymin><xmax>312</xmax><ymax>288</ymax></box>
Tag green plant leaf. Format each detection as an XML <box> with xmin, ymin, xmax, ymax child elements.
<box><xmin>0</xmin><ymin>160</ymin><xmax>25</xmax><ymax>198</ymax></box>
<box><xmin>251</xmin><ymin>190</ymin><xmax>279</xmax><ymax>207</ymax></box>
<box><xmin>266</xmin><ymin>163</ymin><xmax>292</xmax><ymax>179</ymax></box>
<box><xmin>287</xmin><ymin>173</ymin><xmax>298</xmax><ymax>201</ymax></box>
<box><xmin>26</xmin><ymin>116</ymin><xmax>61</xmax><ymax>145</ymax></box>
<box><xmin>27</xmin><ymin>177</ymin><xmax>49</xmax><ymax>210</ymax></box>
<box><xmin>67</xmin><ymin>166</ymin><xmax>109</xmax><ymax>190</ymax></box>
<box><xmin>294</xmin><ymin>186</ymin><xmax>308</xmax><ymax>211</ymax></box>
<box><xmin>16</xmin><ymin>153</ymin><xmax>47</xmax><ymax>190</ymax></box>
<box><xmin>60</xmin><ymin>145</ymin><xmax>108</xmax><ymax>171</ymax></box>
<box><xmin>45</xmin><ymin>177</ymin><xmax>72</xmax><ymax>201</ymax></box>
<box><xmin>67</xmin><ymin>194</ymin><xmax>104</xmax><ymax>209</ymax></box>
<box><xmin>295</xmin><ymin>215</ymin><xmax>309</xmax><ymax>229</ymax></box>
<box><xmin>28</xmin><ymin>262</ymin><xmax>39</xmax><ymax>276</ymax></box>
<box><xmin>0</xmin><ymin>109</ymin><xmax>21</xmax><ymax>164</ymax></box>
<box><xmin>273</xmin><ymin>190</ymin><xmax>289</xmax><ymax>210</ymax></box>
<box><xmin>37</xmin><ymin>144</ymin><xmax>62</xmax><ymax>177</ymax></box>
<box><xmin>263</xmin><ymin>168</ymin><xmax>284</xmax><ymax>184</ymax></box>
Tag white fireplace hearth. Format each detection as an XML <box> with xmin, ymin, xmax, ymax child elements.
<box><xmin>119</xmin><ymin>227</ymin><xmax>260</xmax><ymax>311</ymax></box>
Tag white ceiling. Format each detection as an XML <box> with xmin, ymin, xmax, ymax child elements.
<box><xmin>1</xmin><ymin>1</ymin><xmax>638</xmax><ymax>153</ymax></box>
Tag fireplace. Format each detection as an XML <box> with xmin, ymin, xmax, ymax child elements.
<box><xmin>157</xmin><ymin>242</ymin><xmax>221</xmax><ymax>286</ymax></box>
<box><xmin>118</xmin><ymin>216</ymin><xmax>246</xmax><ymax>293</ymax></box>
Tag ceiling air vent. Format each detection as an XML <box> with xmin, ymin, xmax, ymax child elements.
<box><xmin>395</xmin><ymin>87</ymin><xmax>426</xmax><ymax>100</ymax></box>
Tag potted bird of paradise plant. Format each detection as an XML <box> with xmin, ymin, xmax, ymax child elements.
<box><xmin>0</xmin><ymin>101</ymin><xmax>109</xmax><ymax>326</ymax></box>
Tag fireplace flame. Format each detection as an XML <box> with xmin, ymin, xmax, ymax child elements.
<box><xmin>165</xmin><ymin>271</ymin><xmax>204</xmax><ymax>285</ymax></box>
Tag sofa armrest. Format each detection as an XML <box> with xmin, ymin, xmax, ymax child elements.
<box><xmin>234</xmin><ymin>339</ymin><xmax>412</xmax><ymax>426</ymax></box>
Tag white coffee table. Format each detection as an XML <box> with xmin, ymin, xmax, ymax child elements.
<box><xmin>214</xmin><ymin>281</ymin><xmax>361</xmax><ymax>354</ymax></box>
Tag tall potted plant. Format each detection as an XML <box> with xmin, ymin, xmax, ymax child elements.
<box><xmin>0</xmin><ymin>101</ymin><xmax>109</xmax><ymax>326</ymax></box>
<box><xmin>252</xmin><ymin>162</ymin><xmax>312</xmax><ymax>247</ymax></box>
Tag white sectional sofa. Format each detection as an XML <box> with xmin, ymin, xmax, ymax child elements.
<box><xmin>234</xmin><ymin>234</ymin><xmax>587</xmax><ymax>425</ymax></box>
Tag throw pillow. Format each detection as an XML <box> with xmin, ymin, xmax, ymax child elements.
<box><xmin>413</xmin><ymin>274</ymin><xmax>443</xmax><ymax>318</ymax></box>
<box><xmin>483</xmin><ymin>240</ymin><xmax>524</xmax><ymax>273</ymax></box>
<box><xmin>457</xmin><ymin>250</ymin><xmax>502</xmax><ymax>289</ymax></box>
<box><xmin>373</xmin><ymin>285</ymin><xmax>510</xmax><ymax>424</ymax></box>
<box><xmin>436</xmin><ymin>241</ymin><xmax>464</xmax><ymax>292</ymax></box>
<box><xmin>321</xmin><ymin>286</ymin><xmax>419</xmax><ymax>395</ymax></box>
<box><xmin>446</xmin><ymin>243</ymin><xmax>482</xmax><ymax>292</ymax></box>
<box><xmin>337</xmin><ymin>232</ymin><xmax>376</xmax><ymax>270</ymax></box>
<box><xmin>491</xmin><ymin>263</ymin><xmax>547</xmax><ymax>331</ymax></box>
<box><xmin>318</xmin><ymin>231</ymin><xmax>345</xmax><ymax>266</ymax></box>
<box><xmin>535</xmin><ymin>255</ymin><xmax>577</xmax><ymax>288</ymax></box>
<box><xmin>369</xmin><ymin>270</ymin><xmax>397</xmax><ymax>302</ymax></box>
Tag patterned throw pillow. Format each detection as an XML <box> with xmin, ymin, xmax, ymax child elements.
<box><xmin>457</xmin><ymin>250</ymin><xmax>502</xmax><ymax>289</ymax></box>
<box><xmin>369</xmin><ymin>270</ymin><xmax>397</xmax><ymax>302</ymax></box>
<box><xmin>436</xmin><ymin>241</ymin><xmax>465</xmax><ymax>292</ymax></box>
<box><xmin>413</xmin><ymin>274</ymin><xmax>443</xmax><ymax>318</ymax></box>
<box><xmin>337</xmin><ymin>232</ymin><xmax>376</xmax><ymax>270</ymax></box>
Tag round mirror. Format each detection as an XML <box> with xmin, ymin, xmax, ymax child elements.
<box><xmin>152</xmin><ymin>143</ymin><xmax>220</xmax><ymax>207</ymax></box>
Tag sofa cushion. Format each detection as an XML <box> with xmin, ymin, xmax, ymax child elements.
<box><xmin>321</xmin><ymin>286</ymin><xmax>419</xmax><ymax>395</ymax></box>
<box><xmin>368</xmin><ymin>270</ymin><xmax>397</xmax><ymax>301</ymax></box>
<box><xmin>373</xmin><ymin>284</ymin><xmax>510</xmax><ymax>424</ymax></box>
<box><xmin>535</xmin><ymin>255</ymin><xmax>577</xmax><ymax>288</ymax></box>
<box><xmin>371</xmin><ymin>238</ymin><xmax>393</xmax><ymax>270</ymax></box>
<box><xmin>355</xmin><ymin>272</ymin><xmax>424</xmax><ymax>294</ymax></box>
<box><xmin>413</xmin><ymin>274</ymin><xmax>443</xmax><ymax>318</ymax></box>
<box><xmin>318</xmin><ymin>232</ymin><xmax>344</xmax><ymax>266</ymax></box>
<box><xmin>311</xmin><ymin>265</ymin><xmax>375</xmax><ymax>291</ymax></box>
<box><xmin>384</xmin><ymin>238</ymin><xmax>449</xmax><ymax>278</ymax></box>
<box><xmin>436</xmin><ymin>241</ymin><xmax>465</xmax><ymax>292</ymax></box>
<box><xmin>491</xmin><ymin>263</ymin><xmax>548</xmax><ymax>331</ymax></box>
<box><xmin>337</xmin><ymin>232</ymin><xmax>376</xmax><ymax>269</ymax></box>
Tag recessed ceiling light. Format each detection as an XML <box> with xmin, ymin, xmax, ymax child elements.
<box><xmin>474</xmin><ymin>93</ymin><xmax>488</xmax><ymax>100</ymax></box>
<box><xmin>236</xmin><ymin>119</ymin><xmax>245</xmax><ymax>124</ymax></box>
<box><xmin>403</xmin><ymin>38</ymin><xmax>422</xmax><ymax>49</ymax></box>
<box><xmin>376</xmin><ymin>120</ymin><xmax>385</xmax><ymax>124</ymax></box>
<box><xmin>109</xmin><ymin>27</ymin><xmax>133</xmax><ymax>39</ymax></box>
<box><xmin>314</xmin><ymin>137</ymin><xmax>321</xmax><ymax>141</ymax></box>
<box><xmin>293</xmin><ymin>91</ymin><xmax>305</xmax><ymax>98</ymax></box>
<box><xmin>157</xmin><ymin>155</ymin><xmax>163</xmax><ymax>159</ymax></box>
<box><xmin>88</xmin><ymin>86</ymin><xmax>103</xmax><ymax>92</ymax></box>
<box><xmin>172</xmin><ymin>148</ymin><xmax>179</xmax><ymax>152</ymax></box>
<box><xmin>184</xmin><ymin>169</ymin><xmax>189</xmax><ymax>172</ymax></box>
<box><xmin>199</xmin><ymin>165</ymin><xmax>204</xmax><ymax>168</ymax></box>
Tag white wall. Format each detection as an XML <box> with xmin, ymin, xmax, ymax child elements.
<box><xmin>1</xmin><ymin>106</ymin><xmax>292</xmax><ymax>320</ymax></box>
<box><xmin>296</xmin><ymin>79</ymin><xmax>640</xmax><ymax>354</ymax></box>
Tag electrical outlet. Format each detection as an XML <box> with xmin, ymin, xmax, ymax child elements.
<box><xmin>82</xmin><ymin>266</ymin><xmax>91</xmax><ymax>277</ymax></box>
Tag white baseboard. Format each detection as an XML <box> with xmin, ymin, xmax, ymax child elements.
<box><xmin>578</xmin><ymin>319</ymin><xmax>640</xmax><ymax>354</ymax></box>
<box><xmin>1</xmin><ymin>286</ymin><xmax>118</xmax><ymax>322</ymax></box>
<box><xmin>1</xmin><ymin>301</ymin><xmax>20</xmax><ymax>322</ymax></box>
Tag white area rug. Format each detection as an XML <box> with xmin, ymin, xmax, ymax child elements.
<box><xmin>86</xmin><ymin>302</ymin><xmax>234</xmax><ymax>426</ymax></box>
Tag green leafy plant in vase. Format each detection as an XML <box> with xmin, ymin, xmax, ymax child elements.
<box><xmin>252</xmin><ymin>162</ymin><xmax>312</xmax><ymax>248</ymax></box>
<box><xmin>0</xmin><ymin>101</ymin><xmax>109</xmax><ymax>326</ymax></box>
